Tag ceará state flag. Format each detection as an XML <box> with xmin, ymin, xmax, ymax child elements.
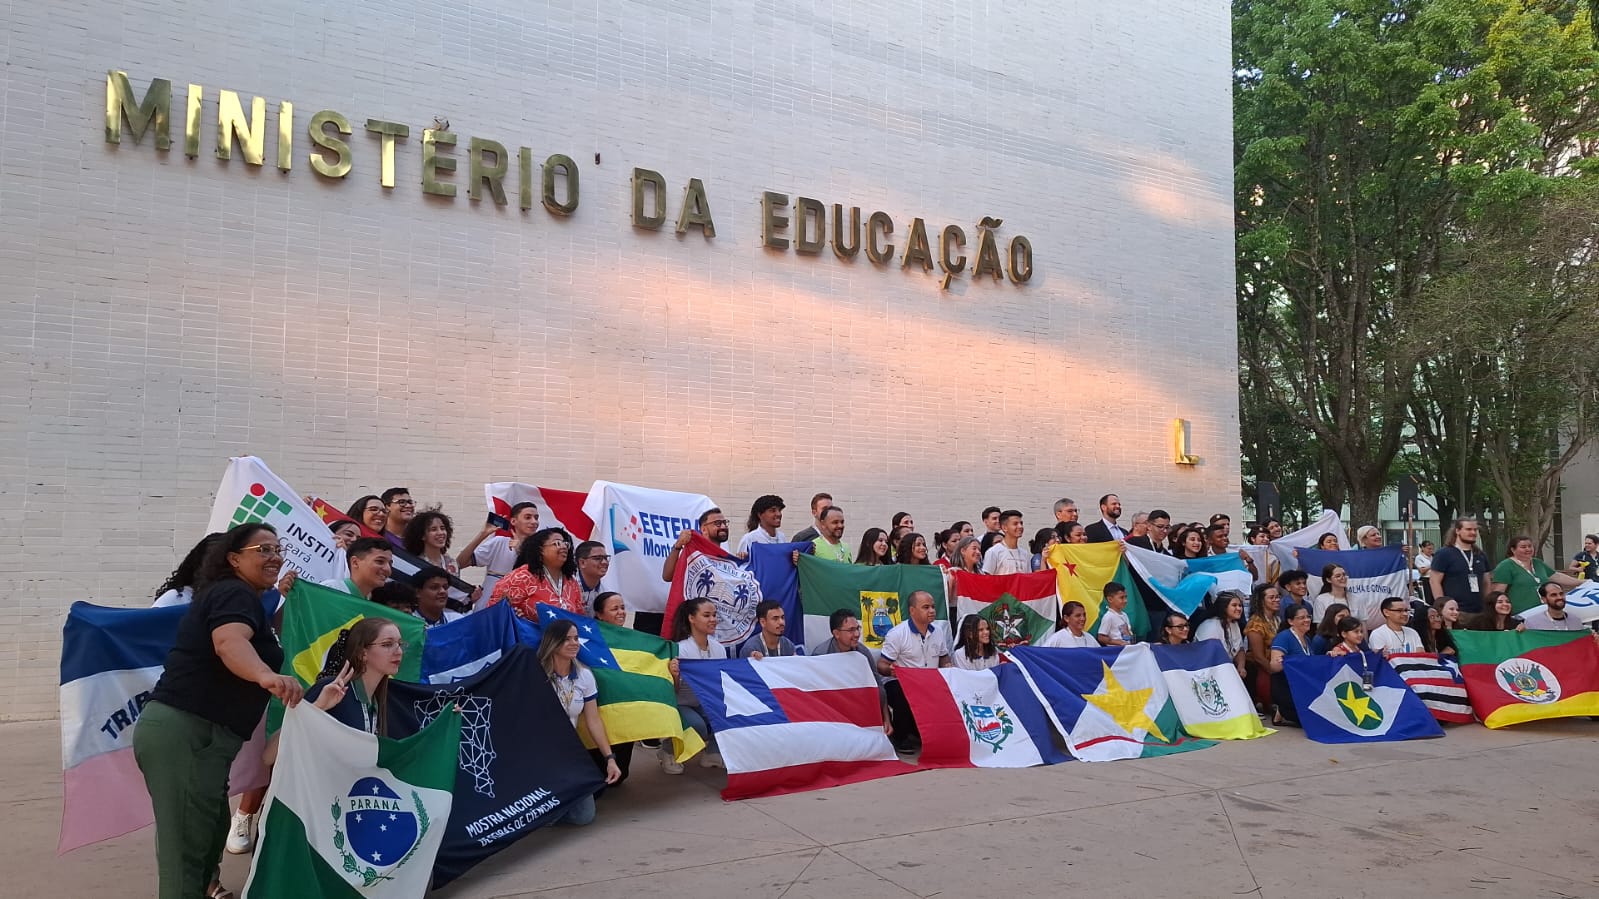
<box><xmin>676</xmin><ymin>653</ymin><xmax>912</xmax><ymax>800</ymax></box>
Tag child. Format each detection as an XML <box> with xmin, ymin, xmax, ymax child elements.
<box><xmin>1096</xmin><ymin>583</ymin><xmax>1135</xmax><ymax>646</ymax></box>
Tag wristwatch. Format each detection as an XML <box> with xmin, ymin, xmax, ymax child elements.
<box><xmin>603</xmin><ymin>753</ymin><xmax>616</xmax><ymax>761</ymax></box>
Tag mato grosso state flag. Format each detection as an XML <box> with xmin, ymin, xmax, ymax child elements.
<box><xmin>1050</xmin><ymin>543</ymin><xmax>1148</xmax><ymax>637</ymax></box>
<box><xmin>796</xmin><ymin>554</ymin><xmax>947</xmax><ymax>651</ymax></box>
<box><xmin>1453</xmin><ymin>630</ymin><xmax>1599</xmax><ymax>727</ymax></box>
<box><xmin>952</xmin><ymin>570</ymin><xmax>1057</xmax><ymax>649</ymax></box>
<box><xmin>1284</xmin><ymin>652</ymin><xmax>1444</xmax><ymax>743</ymax></box>
<box><xmin>242</xmin><ymin>702</ymin><xmax>460</xmax><ymax>899</ymax></box>
<box><xmin>271</xmin><ymin>580</ymin><xmax>426</xmax><ymax>731</ymax></box>
<box><xmin>1150</xmin><ymin>643</ymin><xmax>1272</xmax><ymax>740</ymax></box>
<box><xmin>895</xmin><ymin>665</ymin><xmax>1068</xmax><ymax>769</ymax></box>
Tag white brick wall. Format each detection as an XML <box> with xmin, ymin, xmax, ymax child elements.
<box><xmin>0</xmin><ymin>0</ymin><xmax>1238</xmax><ymax>719</ymax></box>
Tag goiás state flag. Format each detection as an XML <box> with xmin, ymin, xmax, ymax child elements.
<box><xmin>1453</xmin><ymin>629</ymin><xmax>1599</xmax><ymax>728</ymax></box>
<box><xmin>1387</xmin><ymin>652</ymin><xmax>1473</xmax><ymax>724</ymax></box>
<box><xmin>1284</xmin><ymin>652</ymin><xmax>1444</xmax><ymax>743</ymax></box>
<box><xmin>1150</xmin><ymin>642</ymin><xmax>1272</xmax><ymax>740</ymax></box>
<box><xmin>57</xmin><ymin>602</ymin><xmax>269</xmax><ymax>853</ymax></box>
<box><xmin>795</xmin><ymin>554</ymin><xmax>948</xmax><ymax>652</ymax></box>
<box><xmin>952</xmin><ymin>569</ymin><xmax>1058</xmax><ymax>649</ymax></box>
<box><xmin>1009</xmin><ymin>644</ymin><xmax>1213</xmax><ymax>762</ymax></box>
<box><xmin>242</xmin><ymin>702</ymin><xmax>459</xmax><ymax>898</ymax></box>
<box><xmin>895</xmin><ymin>664</ymin><xmax>1067</xmax><ymax>769</ymax></box>
<box><xmin>662</xmin><ymin>531</ymin><xmax>766</xmax><ymax>648</ymax></box>
<box><xmin>484</xmin><ymin>482</ymin><xmax>593</xmax><ymax>540</ymax></box>
<box><xmin>676</xmin><ymin>652</ymin><xmax>913</xmax><ymax>799</ymax></box>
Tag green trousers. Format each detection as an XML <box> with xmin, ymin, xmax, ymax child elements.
<box><xmin>133</xmin><ymin>700</ymin><xmax>244</xmax><ymax>899</ymax></box>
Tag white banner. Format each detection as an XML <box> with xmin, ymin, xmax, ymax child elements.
<box><xmin>206</xmin><ymin>456</ymin><xmax>344</xmax><ymax>583</ymax></box>
<box><xmin>581</xmin><ymin>480</ymin><xmax>717</xmax><ymax>613</ymax></box>
<box><xmin>1268</xmin><ymin>509</ymin><xmax>1348</xmax><ymax>573</ymax></box>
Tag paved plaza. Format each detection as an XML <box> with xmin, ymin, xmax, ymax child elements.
<box><xmin>4</xmin><ymin>716</ymin><xmax>1597</xmax><ymax>898</ymax></box>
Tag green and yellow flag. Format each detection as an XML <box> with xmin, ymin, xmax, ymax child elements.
<box><xmin>796</xmin><ymin>555</ymin><xmax>948</xmax><ymax>649</ymax></box>
<box><xmin>590</xmin><ymin>618</ymin><xmax>706</xmax><ymax>762</ymax></box>
<box><xmin>270</xmin><ymin>580</ymin><xmax>425</xmax><ymax>731</ymax></box>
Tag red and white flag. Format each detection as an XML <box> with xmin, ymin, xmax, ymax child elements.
<box><xmin>484</xmin><ymin>482</ymin><xmax>593</xmax><ymax>540</ymax></box>
<box><xmin>1388</xmin><ymin>652</ymin><xmax>1474</xmax><ymax>724</ymax></box>
<box><xmin>895</xmin><ymin>665</ymin><xmax>1069</xmax><ymax>769</ymax></box>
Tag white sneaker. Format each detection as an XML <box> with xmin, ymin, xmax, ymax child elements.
<box><xmin>699</xmin><ymin>751</ymin><xmax>724</xmax><ymax>769</ymax></box>
<box><xmin>224</xmin><ymin>811</ymin><xmax>257</xmax><ymax>854</ymax></box>
<box><xmin>657</xmin><ymin>746</ymin><xmax>684</xmax><ymax>775</ymax></box>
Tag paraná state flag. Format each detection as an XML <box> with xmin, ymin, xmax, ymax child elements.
<box><xmin>1284</xmin><ymin>652</ymin><xmax>1444</xmax><ymax>743</ymax></box>
<box><xmin>1453</xmin><ymin>629</ymin><xmax>1599</xmax><ymax>728</ymax></box>
<box><xmin>484</xmin><ymin>482</ymin><xmax>593</xmax><ymax>540</ymax></box>
<box><xmin>662</xmin><ymin>532</ymin><xmax>765</xmax><ymax>647</ymax></box>
<box><xmin>271</xmin><ymin>580</ymin><xmax>426</xmax><ymax>731</ymax></box>
<box><xmin>1387</xmin><ymin>652</ymin><xmax>1473</xmax><ymax>724</ymax></box>
<box><xmin>1009</xmin><ymin>644</ymin><xmax>1213</xmax><ymax>762</ymax></box>
<box><xmin>895</xmin><ymin>664</ymin><xmax>1068</xmax><ymax>769</ymax></box>
<box><xmin>952</xmin><ymin>569</ymin><xmax>1057</xmax><ymax>649</ymax></box>
<box><xmin>385</xmin><ymin>645</ymin><xmax>604</xmax><ymax>887</ymax></box>
<box><xmin>522</xmin><ymin>604</ymin><xmax>704</xmax><ymax>761</ymax></box>
<box><xmin>57</xmin><ymin>602</ymin><xmax>269</xmax><ymax>853</ymax></box>
<box><xmin>795</xmin><ymin>554</ymin><xmax>948</xmax><ymax>652</ymax></box>
<box><xmin>677</xmin><ymin>652</ymin><xmax>912</xmax><ymax>799</ymax></box>
<box><xmin>1150</xmin><ymin>642</ymin><xmax>1272</xmax><ymax>740</ymax></box>
<box><xmin>242</xmin><ymin>702</ymin><xmax>459</xmax><ymax>899</ymax></box>
<box><xmin>207</xmin><ymin>456</ymin><xmax>344</xmax><ymax>583</ymax></box>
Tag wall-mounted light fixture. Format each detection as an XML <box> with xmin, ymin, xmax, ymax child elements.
<box><xmin>1172</xmin><ymin>418</ymin><xmax>1199</xmax><ymax>466</ymax></box>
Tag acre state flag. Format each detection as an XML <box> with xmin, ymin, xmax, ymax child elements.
<box><xmin>1453</xmin><ymin>630</ymin><xmax>1599</xmax><ymax>728</ymax></box>
<box><xmin>952</xmin><ymin>569</ymin><xmax>1058</xmax><ymax>649</ymax></box>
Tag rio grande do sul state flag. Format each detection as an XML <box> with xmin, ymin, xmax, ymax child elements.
<box><xmin>1284</xmin><ymin>652</ymin><xmax>1444</xmax><ymax>743</ymax></box>
<box><xmin>243</xmin><ymin>702</ymin><xmax>461</xmax><ymax>898</ymax></box>
<box><xmin>1453</xmin><ymin>629</ymin><xmax>1599</xmax><ymax>728</ymax></box>
<box><xmin>952</xmin><ymin>569</ymin><xmax>1057</xmax><ymax>649</ymax></box>
<box><xmin>895</xmin><ymin>665</ymin><xmax>1068</xmax><ymax>769</ymax></box>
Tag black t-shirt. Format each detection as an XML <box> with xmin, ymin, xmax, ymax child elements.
<box><xmin>1430</xmin><ymin>546</ymin><xmax>1491</xmax><ymax>614</ymax></box>
<box><xmin>306</xmin><ymin>677</ymin><xmax>377</xmax><ymax>734</ymax></box>
<box><xmin>150</xmin><ymin>577</ymin><xmax>284</xmax><ymax>739</ymax></box>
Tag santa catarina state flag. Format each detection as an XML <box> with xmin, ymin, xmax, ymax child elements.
<box><xmin>952</xmin><ymin>569</ymin><xmax>1057</xmax><ymax>649</ymax></box>
<box><xmin>1284</xmin><ymin>652</ymin><xmax>1444</xmax><ymax>743</ymax></box>
<box><xmin>1050</xmin><ymin>543</ymin><xmax>1150</xmax><ymax>638</ymax></box>
<box><xmin>242</xmin><ymin>702</ymin><xmax>460</xmax><ymax>898</ymax></box>
<box><xmin>1150</xmin><ymin>642</ymin><xmax>1272</xmax><ymax>740</ymax></box>
<box><xmin>795</xmin><ymin>554</ymin><xmax>947</xmax><ymax>652</ymax></box>
<box><xmin>677</xmin><ymin>652</ymin><xmax>913</xmax><ymax>799</ymax></box>
<box><xmin>1452</xmin><ymin>629</ymin><xmax>1599</xmax><ymax>728</ymax></box>
<box><xmin>271</xmin><ymin>580</ymin><xmax>426</xmax><ymax>731</ymax></box>
<box><xmin>1009</xmin><ymin>644</ymin><xmax>1213</xmax><ymax>762</ymax></box>
<box><xmin>895</xmin><ymin>665</ymin><xmax>1068</xmax><ymax>769</ymax></box>
<box><xmin>661</xmin><ymin>532</ymin><xmax>766</xmax><ymax>648</ymax></box>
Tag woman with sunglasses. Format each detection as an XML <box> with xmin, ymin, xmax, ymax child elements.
<box><xmin>135</xmin><ymin>523</ymin><xmax>304</xmax><ymax>899</ymax></box>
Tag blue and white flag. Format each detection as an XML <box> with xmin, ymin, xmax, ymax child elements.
<box><xmin>1284</xmin><ymin>652</ymin><xmax>1444</xmax><ymax>744</ymax></box>
<box><xmin>1121</xmin><ymin>543</ymin><xmax>1249</xmax><ymax>618</ymax></box>
<box><xmin>1293</xmin><ymin>546</ymin><xmax>1409</xmax><ymax>628</ymax></box>
<box><xmin>419</xmin><ymin>601</ymin><xmax>520</xmax><ymax>684</ymax></box>
<box><xmin>1561</xmin><ymin>582</ymin><xmax>1599</xmax><ymax>623</ymax></box>
<box><xmin>1268</xmin><ymin>509</ymin><xmax>1348</xmax><ymax>573</ymax></box>
<box><xmin>749</xmin><ymin>541</ymin><xmax>809</xmax><ymax>645</ymax></box>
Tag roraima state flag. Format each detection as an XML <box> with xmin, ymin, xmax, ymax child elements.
<box><xmin>484</xmin><ymin>482</ymin><xmax>593</xmax><ymax>540</ymax></box>
<box><xmin>206</xmin><ymin>456</ymin><xmax>343</xmax><ymax>583</ymax></box>
<box><xmin>582</xmin><ymin>480</ymin><xmax>716</xmax><ymax>613</ymax></box>
<box><xmin>662</xmin><ymin>532</ymin><xmax>765</xmax><ymax>647</ymax></box>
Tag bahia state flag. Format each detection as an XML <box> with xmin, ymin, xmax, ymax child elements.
<box><xmin>484</xmin><ymin>482</ymin><xmax>593</xmax><ymax>540</ymax></box>
<box><xmin>1292</xmin><ymin>546</ymin><xmax>1409</xmax><ymax>629</ymax></box>
<box><xmin>895</xmin><ymin>665</ymin><xmax>1068</xmax><ymax>769</ymax></box>
<box><xmin>242</xmin><ymin>702</ymin><xmax>460</xmax><ymax>898</ymax></box>
<box><xmin>1284</xmin><ymin>653</ymin><xmax>1444</xmax><ymax>743</ymax></box>
<box><xmin>1009</xmin><ymin>644</ymin><xmax>1214</xmax><ymax>762</ymax></box>
<box><xmin>271</xmin><ymin>580</ymin><xmax>426</xmax><ymax>731</ymax></box>
<box><xmin>1150</xmin><ymin>643</ymin><xmax>1272</xmax><ymax>740</ymax></box>
<box><xmin>677</xmin><ymin>652</ymin><xmax>913</xmax><ymax>799</ymax></box>
<box><xmin>1453</xmin><ymin>630</ymin><xmax>1599</xmax><ymax>728</ymax></box>
<box><xmin>1387</xmin><ymin>652</ymin><xmax>1473</xmax><ymax>724</ymax></box>
<box><xmin>795</xmin><ymin>554</ymin><xmax>948</xmax><ymax>652</ymax></box>
<box><xmin>57</xmin><ymin>602</ymin><xmax>269</xmax><ymax>853</ymax></box>
<box><xmin>661</xmin><ymin>532</ymin><xmax>766</xmax><ymax>647</ymax></box>
<box><xmin>952</xmin><ymin>570</ymin><xmax>1058</xmax><ymax>649</ymax></box>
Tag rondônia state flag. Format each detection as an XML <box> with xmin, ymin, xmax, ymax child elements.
<box><xmin>952</xmin><ymin>569</ymin><xmax>1058</xmax><ymax>649</ymax></box>
<box><xmin>1453</xmin><ymin>629</ymin><xmax>1599</xmax><ymax>728</ymax></box>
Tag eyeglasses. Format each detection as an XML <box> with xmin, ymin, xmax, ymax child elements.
<box><xmin>1165</xmin><ymin>623</ymin><xmax>1190</xmax><ymax>630</ymax></box>
<box><xmin>374</xmin><ymin>639</ymin><xmax>409</xmax><ymax>652</ymax></box>
<box><xmin>706</xmin><ymin>519</ymin><xmax>730</xmax><ymax>528</ymax></box>
<box><xmin>583</xmin><ymin>554</ymin><xmax>612</xmax><ymax>563</ymax></box>
<box><xmin>390</xmin><ymin>498</ymin><xmax>415</xmax><ymax>507</ymax></box>
<box><xmin>838</xmin><ymin>625</ymin><xmax>863</xmax><ymax>633</ymax></box>
<box><xmin>238</xmin><ymin>543</ymin><xmax>283</xmax><ymax>558</ymax></box>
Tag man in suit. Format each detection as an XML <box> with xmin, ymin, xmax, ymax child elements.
<box><xmin>1083</xmin><ymin>494</ymin><xmax>1126</xmax><ymax>543</ymax></box>
<box><xmin>1127</xmin><ymin>509</ymin><xmax>1171</xmax><ymax>554</ymax></box>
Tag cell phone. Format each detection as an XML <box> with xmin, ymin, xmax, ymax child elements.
<box><xmin>486</xmin><ymin>512</ymin><xmax>510</xmax><ymax>529</ymax></box>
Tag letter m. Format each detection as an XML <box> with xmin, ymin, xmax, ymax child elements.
<box><xmin>105</xmin><ymin>71</ymin><xmax>171</xmax><ymax>149</ymax></box>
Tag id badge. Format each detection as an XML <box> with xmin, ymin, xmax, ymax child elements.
<box><xmin>1467</xmin><ymin>574</ymin><xmax>1480</xmax><ymax>592</ymax></box>
<box><xmin>1362</xmin><ymin>670</ymin><xmax>1375</xmax><ymax>691</ymax></box>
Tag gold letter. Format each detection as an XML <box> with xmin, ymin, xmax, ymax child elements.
<box><xmin>866</xmin><ymin>211</ymin><xmax>894</xmax><ymax>265</ymax></box>
<box><xmin>468</xmin><ymin>137</ymin><xmax>509</xmax><ymax>205</ymax></box>
<box><xmin>520</xmin><ymin>148</ymin><xmax>534</xmax><ymax>210</ymax></box>
<box><xmin>939</xmin><ymin>225</ymin><xmax>966</xmax><ymax>275</ymax></box>
<box><xmin>308</xmin><ymin>111</ymin><xmax>352</xmax><ymax>179</ymax></box>
<box><xmin>831</xmin><ymin>205</ymin><xmax>860</xmax><ymax>259</ymax></box>
<box><xmin>104</xmin><ymin>71</ymin><xmax>170</xmax><ymax>149</ymax></box>
<box><xmin>421</xmin><ymin>129</ymin><xmax>457</xmax><ymax>198</ymax></box>
<box><xmin>276</xmin><ymin>101</ymin><xmax>293</xmax><ymax>171</ymax></box>
<box><xmin>676</xmin><ymin>178</ymin><xmax>713</xmax><ymax>236</ymax></box>
<box><xmin>216</xmin><ymin>90</ymin><xmax>266</xmax><ymax>164</ymax></box>
<box><xmin>184</xmin><ymin>84</ymin><xmax>203</xmax><ymax>158</ymax></box>
<box><xmin>762</xmin><ymin>191</ymin><xmax>790</xmax><ymax>250</ymax></box>
<box><xmin>973</xmin><ymin>225</ymin><xmax>1003</xmax><ymax>281</ymax></box>
<box><xmin>542</xmin><ymin>154</ymin><xmax>579</xmax><ymax>215</ymax></box>
<box><xmin>901</xmin><ymin>218</ymin><xmax>933</xmax><ymax>272</ymax></box>
<box><xmin>364</xmin><ymin>120</ymin><xmax>410</xmax><ymax>189</ymax></box>
<box><xmin>1008</xmin><ymin>236</ymin><xmax>1033</xmax><ymax>284</ymax></box>
<box><xmin>631</xmin><ymin>168</ymin><xmax>666</xmax><ymax>229</ymax></box>
<box><xmin>794</xmin><ymin>197</ymin><xmax>825</xmax><ymax>255</ymax></box>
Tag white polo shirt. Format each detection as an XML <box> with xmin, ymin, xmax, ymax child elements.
<box><xmin>1520</xmin><ymin>607</ymin><xmax>1593</xmax><ymax>632</ymax></box>
<box><xmin>1040</xmin><ymin>629</ymin><xmax>1099</xmax><ymax>649</ymax></box>
<box><xmin>880</xmin><ymin>619</ymin><xmax>951</xmax><ymax>669</ymax></box>
<box><xmin>982</xmin><ymin>543</ymin><xmax>1031</xmax><ymax>576</ymax></box>
<box><xmin>1367</xmin><ymin>625</ymin><xmax>1423</xmax><ymax>654</ymax></box>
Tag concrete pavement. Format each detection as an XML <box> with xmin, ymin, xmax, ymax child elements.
<box><xmin>5</xmin><ymin>717</ymin><xmax>1598</xmax><ymax>898</ymax></box>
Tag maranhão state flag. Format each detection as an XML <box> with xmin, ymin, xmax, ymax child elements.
<box><xmin>952</xmin><ymin>569</ymin><xmax>1058</xmax><ymax>649</ymax></box>
<box><xmin>895</xmin><ymin>664</ymin><xmax>1068</xmax><ymax>769</ymax></box>
<box><xmin>676</xmin><ymin>652</ymin><xmax>912</xmax><ymax>800</ymax></box>
<box><xmin>1453</xmin><ymin>629</ymin><xmax>1599</xmax><ymax>728</ymax></box>
<box><xmin>484</xmin><ymin>482</ymin><xmax>593</xmax><ymax>540</ymax></box>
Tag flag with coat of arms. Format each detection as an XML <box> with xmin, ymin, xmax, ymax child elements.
<box><xmin>795</xmin><ymin>554</ymin><xmax>948</xmax><ymax>652</ymax></box>
<box><xmin>952</xmin><ymin>569</ymin><xmax>1058</xmax><ymax>649</ymax></box>
<box><xmin>1453</xmin><ymin>629</ymin><xmax>1599</xmax><ymax>728</ymax></box>
<box><xmin>894</xmin><ymin>665</ymin><xmax>1068</xmax><ymax>769</ymax></box>
<box><xmin>1150</xmin><ymin>642</ymin><xmax>1272</xmax><ymax>740</ymax></box>
<box><xmin>661</xmin><ymin>532</ymin><xmax>767</xmax><ymax>647</ymax></box>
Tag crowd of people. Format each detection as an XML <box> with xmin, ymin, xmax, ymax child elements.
<box><xmin>135</xmin><ymin>485</ymin><xmax>1599</xmax><ymax>898</ymax></box>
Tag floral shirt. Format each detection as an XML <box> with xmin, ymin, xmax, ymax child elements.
<box><xmin>485</xmin><ymin>566</ymin><xmax>583</xmax><ymax>619</ymax></box>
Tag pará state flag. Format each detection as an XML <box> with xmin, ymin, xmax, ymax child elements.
<box><xmin>522</xmin><ymin>604</ymin><xmax>704</xmax><ymax>761</ymax></box>
<box><xmin>795</xmin><ymin>554</ymin><xmax>948</xmax><ymax>652</ymax></box>
<box><xmin>1009</xmin><ymin>644</ymin><xmax>1214</xmax><ymax>762</ymax></box>
<box><xmin>57</xmin><ymin>602</ymin><xmax>269</xmax><ymax>853</ymax></box>
<box><xmin>484</xmin><ymin>482</ymin><xmax>593</xmax><ymax>540</ymax></box>
<box><xmin>242</xmin><ymin>702</ymin><xmax>459</xmax><ymax>899</ymax></box>
<box><xmin>1268</xmin><ymin>509</ymin><xmax>1348</xmax><ymax>573</ymax></box>
<box><xmin>582</xmin><ymin>480</ymin><xmax>716</xmax><ymax>613</ymax></box>
<box><xmin>895</xmin><ymin>665</ymin><xmax>1068</xmax><ymax>769</ymax></box>
<box><xmin>1284</xmin><ymin>653</ymin><xmax>1444</xmax><ymax>743</ymax></box>
<box><xmin>271</xmin><ymin>580</ymin><xmax>426</xmax><ymax>731</ymax></box>
<box><xmin>662</xmin><ymin>532</ymin><xmax>765</xmax><ymax>647</ymax></box>
<box><xmin>420</xmin><ymin>600</ymin><xmax>519</xmax><ymax>684</ymax></box>
<box><xmin>385</xmin><ymin>645</ymin><xmax>604</xmax><ymax>887</ymax></box>
<box><xmin>1150</xmin><ymin>642</ymin><xmax>1272</xmax><ymax>740</ymax></box>
<box><xmin>1121</xmin><ymin>542</ymin><xmax>1220</xmax><ymax>620</ymax></box>
<box><xmin>748</xmin><ymin>541</ymin><xmax>809</xmax><ymax>645</ymax></box>
<box><xmin>953</xmin><ymin>569</ymin><xmax>1057</xmax><ymax>649</ymax></box>
<box><xmin>1453</xmin><ymin>630</ymin><xmax>1599</xmax><ymax>728</ymax></box>
<box><xmin>1387</xmin><ymin>652</ymin><xmax>1473</xmax><ymax>724</ymax></box>
<box><xmin>677</xmin><ymin>652</ymin><xmax>912</xmax><ymax>799</ymax></box>
<box><xmin>1293</xmin><ymin>546</ymin><xmax>1409</xmax><ymax>629</ymax></box>
<box><xmin>207</xmin><ymin>456</ymin><xmax>344</xmax><ymax>583</ymax></box>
